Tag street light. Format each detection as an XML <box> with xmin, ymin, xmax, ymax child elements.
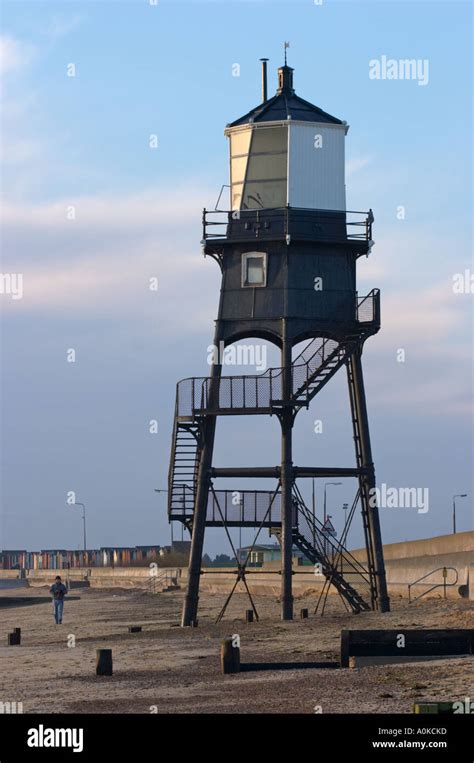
<box><xmin>72</xmin><ymin>502</ymin><xmax>86</xmax><ymax>551</ymax></box>
<box><xmin>323</xmin><ymin>482</ymin><xmax>342</xmax><ymax>524</ymax></box>
<box><xmin>154</xmin><ymin>488</ymin><xmax>174</xmax><ymax>544</ymax></box>
<box><xmin>452</xmin><ymin>493</ymin><xmax>467</xmax><ymax>534</ymax></box>
<box><xmin>341</xmin><ymin>503</ymin><xmax>349</xmax><ymax>544</ymax></box>
<box><xmin>323</xmin><ymin>482</ymin><xmax>341</xmax><ymax>556</ymax></box>
<box><xmin>239</xmin><ymin>493</ymin><xmax>244</xmax><ymax>566</ymax></box>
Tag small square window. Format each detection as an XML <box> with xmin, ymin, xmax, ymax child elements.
<box><xmin>242</xmin><ymin>252</ymin><xmax>267</xmax><ymax>287</ymax></box>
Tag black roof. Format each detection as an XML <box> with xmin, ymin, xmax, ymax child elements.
<box><xmin>228</xmin><ymin>64</ymin><xmax>343</xmax><ymax>128</ymax></box>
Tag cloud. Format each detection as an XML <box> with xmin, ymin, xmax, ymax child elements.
<box><xmin>1</xmin><ymin>186</ymin><xmax>220</xmax><ymax>340</ymax></box>
<box><xmin>0</xmin><ymin>29</ymin><xmax>470</xmax><ymax>418</ymax></box>
<box><xmin>45</xmin><ymin>14</ymin><xmax>82</xmax><ymax>43</ymax></box>
<box><xmin>0</xmin><ymin>35</ymin><xmax>35</xmax><ymax>76</ymax></box>
<box><xmin>363</xmin><ymin>281</ymin><xmax>472</xmax><ymax>415</ymax></box>
<box><xmin>0</xmin><ymin>34</ymin><xmax>47</xmax><ymax>192</ymax></box>
<box><xmin>381</xmin><ymin>282</ymin><xmax>468</xmax><ymax>343</ymax></box>
<box><xmin>2</xmin><ymin>187</ymin><xmax>209</xmax><ymax>232</ymax></box>
<box><xmin>346</xmin><ymin>155</ymin><xmax>373</xmax><ymax>179</ymax></box>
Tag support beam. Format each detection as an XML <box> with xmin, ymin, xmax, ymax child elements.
<box><xmin>348</xmin><ymin>351</ymin><xmax>390</xmax><ymax>613</ymax></box>
<box><xmin>210</xmin><ymin>466</ymin><xmax>363</xmax><ymax>478</ymax></box>
<box><xmin>280</xmin><ymin>318</ymin><xmax>293</xmax><ymax>620</ymax></box>
<box><xmin>181</xmin><ymin>323</ymin><xmax>223</xmax><ymax>627</ymax></box>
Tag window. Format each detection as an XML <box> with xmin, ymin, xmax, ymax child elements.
<box><xmin>229</xmin><ymin>125</ymin><xmax>288</xmax><ymax>210</ymax></box>
<box><xmin>242</xmin><ymin>252</ymin><xmax>267</xmax><ymax>287</ymax></box>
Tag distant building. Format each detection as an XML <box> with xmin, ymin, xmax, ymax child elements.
<box><xmin>159</xmin><ymin>541</ymin><xmax>191</xmax><ymax>557</ymax></box>
<box><xmin>237</xmin><ymin>544</ymin><xmax>308</xmax><ymax>566</ymax></box>
<box><xmin>0</xmin><ymin>544</ymin><xmax>172</xmax><ymax>570</ymax></box>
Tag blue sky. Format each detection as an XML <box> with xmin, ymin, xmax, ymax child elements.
<box><xmin>1</xmin><ymin>0</ymin><xmax>472</xmax><ymax>555</ymax></box>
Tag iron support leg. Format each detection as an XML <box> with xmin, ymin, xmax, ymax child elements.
<box><xmin>181</xmin><ymin>324</ymin><xmax>223</xmax><ymax>626</ymax></box>
<box><xmin>280</xmin><ymin>322</ymin><xmax>294</xmax><ymax>620</ymax></box>
<box><xmin>348</xmin><ymin>350</ymin><xmax>390</xmax><ymax>613</ymax></box>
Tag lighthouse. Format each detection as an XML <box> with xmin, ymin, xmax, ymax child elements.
<box><xmin>168</xmin><ymin>58</ymin><xmax>390</xmax><ymax>625</ymax></box>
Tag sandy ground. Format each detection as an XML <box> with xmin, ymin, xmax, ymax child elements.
<box><xmin>0</xmin><ymin>586</ymin><xmax>472</xmax><ymax>714</ymax></box>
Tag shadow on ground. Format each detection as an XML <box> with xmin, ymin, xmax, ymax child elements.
<box><xmin>0</xmin><ymin>596</ymin><xmax>82</xmax><ymax>608</ymax></box>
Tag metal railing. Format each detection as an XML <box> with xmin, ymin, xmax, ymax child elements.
<box><xmin>408</xmin><ymin>567</ymin><xmax>459</xmax><ymax>603</ymax></box>
<box><xmin>169</xmin><ymin>483</ymin><xmax>195</xmax><ymax>514</ymax></box>
<box><xmin>294</xmin><ymin>492</ymin><xmax>372</xmax><ymax>586</ymax></box>
<box><xmin>175</xmin><ymin>337</ymin><xmax>344</xmax><ymax>418</ymax></box>
<box><xmin>202</xmin><ymin>207</ymin><xmax>373</xmax><ymax>244</ymax></box>
<box><xmin>199</xmin><ymin>368</ymin><xmax>283</xmax><ymax>413</ymax></box>
<box><xmin>206</xmin><ymin>490</ymin><xmax>286</xmax><ymax>526</ymax></box>
<box><xmin>357</xmin><ymin>289</ymin><xmax>380</xmax><ymax>324</ymax></box>
<box><xmin>148</xmin><ymin>568</ymin><xmax>182</xmax><ymax>593</ymax></box>
<box><xmin>169</xmin><ymin>489</ymin><xmax>297</xmax><ymax>527</ymax></box>
<box><xmin>292</xmin><ymin>490</ymin><xmax>372</xmax><ymax>611</ymax></box>
<box><xmin>291</xmin><ymin>337</ymin><xmax>342</xmax><ymax>399</ymax></box>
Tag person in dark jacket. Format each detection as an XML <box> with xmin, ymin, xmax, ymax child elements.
<box><xmin>49</xmin><ymin>576</ymin><xmax>68</xmax><ymax>624</ymax></box>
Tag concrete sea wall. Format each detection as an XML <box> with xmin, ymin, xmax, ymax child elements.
<box><xmin>1</xmin><ymin>531</ymin><xmax>472</xmax><ymax>601</ymax></box>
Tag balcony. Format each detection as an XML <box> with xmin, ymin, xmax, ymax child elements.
<box><xmin>202</xmin><ymin>207</ymin><xmax>374</xmax><ymax>253</ymax></box>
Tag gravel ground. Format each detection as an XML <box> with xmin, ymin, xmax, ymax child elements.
<box><xmin>0</xmin><ymin>587</ymin><xmax>472</xmax><ymax>714</ymax></box>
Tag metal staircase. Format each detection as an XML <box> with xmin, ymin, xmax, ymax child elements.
<box><xmin>167</xmin><ymin>337</ymin><xmax>351</xmax><ymax>521</ymax></box>
<box><xmin>291</xmin><ymin>490</ymin><xmax>373</xmax><ymax>612</ymax></box>
<box><xmin>291</xmin><ymin>337</ymin><xmax>355</xmax><ymax>405</ymax></box>
<box><xmin>167</xmin><ymin>290</ymin><xmax>380</xmax><ymax>526</ymax></box>
<box><xmin>168</xmin><ymin>411</ymin><xmax>201</xmax><ymax>524</ymax></box>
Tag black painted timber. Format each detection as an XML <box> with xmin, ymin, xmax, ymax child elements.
<box><xmin>340</xmin><ymin>629</ymin><xmax>474</xmax><ymax>668</ymax></box>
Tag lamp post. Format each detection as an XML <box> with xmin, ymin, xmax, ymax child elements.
<box><xmin>452</xmin><ymin>493</ymin><xmax>467</xmax><ymax>534</ymax></box>
<box><xmin>154</xmin><ymin>489</ymin><xmax>173</xmax><ymax>544</ymax></box>
<box><xmin>342</xmin><ymin>502</ymin><xmax>349</xmax><ymax>530</ymax></box>
<box><xmin>323</xmin><ymin>482</ymin><xmax>342</xmax><ymax>524</ymax></box>
<box><xmin>323</xmin><ymin>482</ymin><xmax>341</xmax><ymax>556</ymax></box>
<box><xmin>72</xmin><ymin>502</ymin><xmax>86</xmax><ymax>552</ymax></box>
<box><xmin>239</xmin><ymin>493</ymin><xmax>244</xmax><ymax>566</ymax></box>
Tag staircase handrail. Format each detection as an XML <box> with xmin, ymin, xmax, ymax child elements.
<box><xmin>408</xmin><ymin>566</ymin><xmax>458</xmax><ymax>603</ymax></box>
<box><xmin>293</xmin><ymin>492</ymin><xmax>371</xmax><ymax>582</ymax></box>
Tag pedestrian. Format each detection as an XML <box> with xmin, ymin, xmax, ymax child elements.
<box><xmin>49</xmin><ymin>575</ymin><xmax>68</xmax><ymax>624</ymax></box>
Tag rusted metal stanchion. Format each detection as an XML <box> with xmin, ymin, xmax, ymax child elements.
<box><xmin>96</xmin><ymin>649</ymin><xmax>113</xmax><ymax>676</ymax></box>
<box><xmin>7</xmin><ymin>630</ymin><xmax>21</xmax><ymax>646</ymax></box>
<box><xmin>220</xmin><ymin>637</ymin><xmax>240</xmax><ymax>674</ymax></box>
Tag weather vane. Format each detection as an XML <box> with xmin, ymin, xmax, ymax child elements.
<box><xmin>284</xmin><ymin>41</ymin><xmax>290</xmax><ymax>65</ymax></box>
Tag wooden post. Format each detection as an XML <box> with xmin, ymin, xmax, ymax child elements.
<box><xmin>245</xmin><ymin>609</ymin><xmax>254</xmax><ymax>623</ymax></box>
<box><xmin>96</xmin><ymin>649</ymin><xmax>113</xmax><ymax>676</ymax></box>
<box><xmin>220</xmin><ymin>637</ymin><xmax>240</xmax><ymax>674</ymax></box>
<box><xmin>300</xmin><ymin>608</ymin><xmax>308</xmax><ymax>619</ymax></box>
<box><xmin>340</xmin><ymin>630</ymin><xmax>350</xmax><ymax>668</ymax></box>
<box><xmin>414</xmin><ymin>702</ymin><xmax>455</xmax><ymax>714</ymax></box>
<box><xmin>341</xmin><ymin>628</ymin><xmax>474</xmax><ymax>668</ymax></box>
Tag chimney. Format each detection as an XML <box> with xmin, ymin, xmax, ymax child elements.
<box><xmin>260</xmin><ymin>58</ymin><xmax>269</xmax><ymax>102</ymax></box>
